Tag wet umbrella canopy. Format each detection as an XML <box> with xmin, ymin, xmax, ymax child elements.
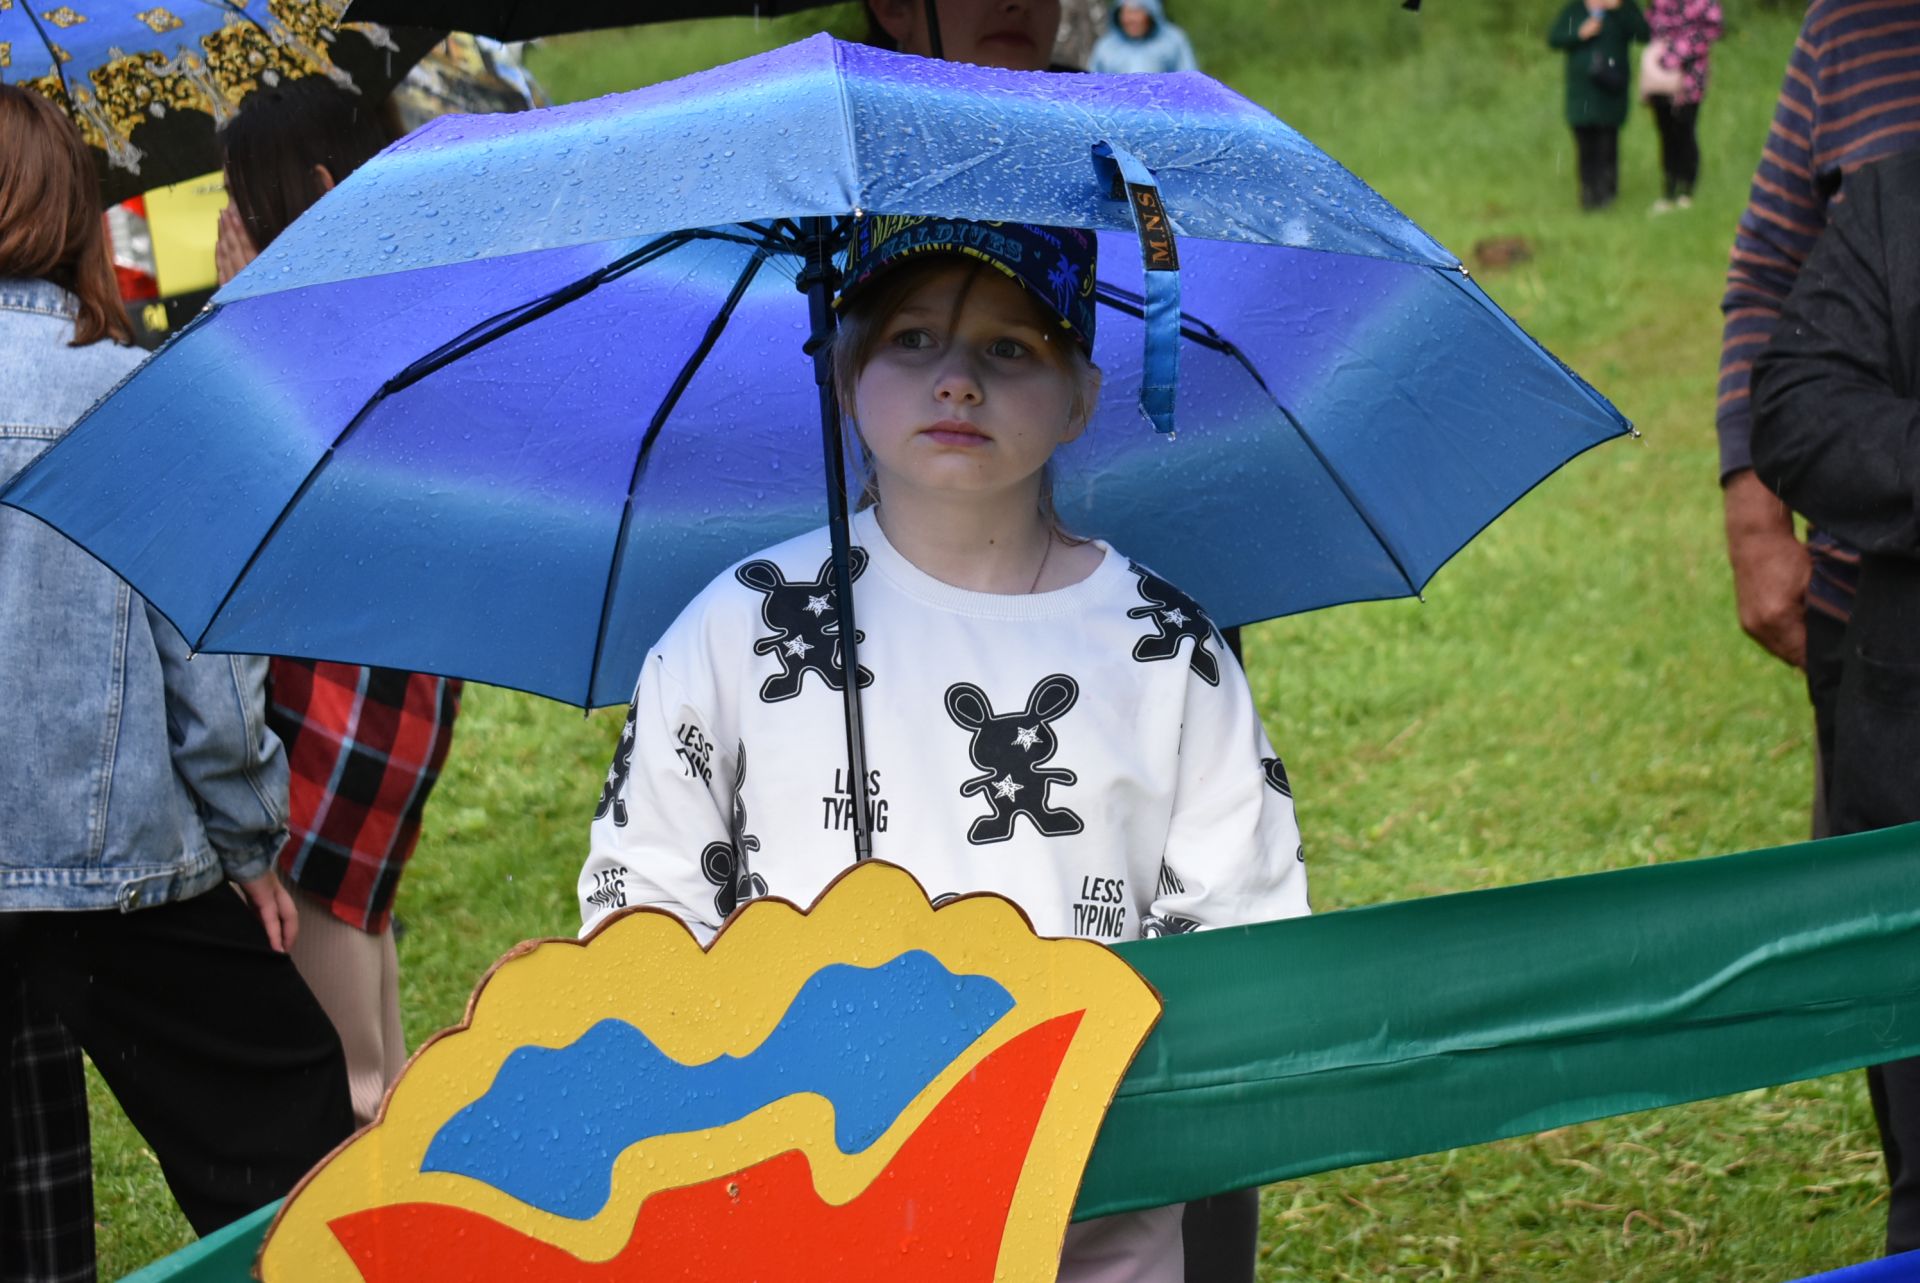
<box><xmin>2</xmin><ymin>36</ymin><xmax>1625</xmax><ymax>843</ymax></box>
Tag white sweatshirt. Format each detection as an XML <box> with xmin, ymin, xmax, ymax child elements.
<box><xmin>580</xmin><ymin>508</ymin><xmax>1308</xmax><ymax>944</ymax></box>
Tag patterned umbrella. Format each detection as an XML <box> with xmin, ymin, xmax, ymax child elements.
<box><xmin>1</xmin><ymin>1</ymin><xmax>439</xmax><ymax>202</ymax></box>
<box><xmin>344</xmin><ymin>0</ymin><xmax>847</xmax><ymax>42</ymax></box>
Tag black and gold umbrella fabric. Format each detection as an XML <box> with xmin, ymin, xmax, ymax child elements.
<box><xmin>2</xmin><ymin>1</ymin><xmax>437</xmax><ymax>202</ymax></box>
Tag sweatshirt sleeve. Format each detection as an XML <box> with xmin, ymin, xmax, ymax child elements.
<box><xmin>1751</xmin><ymin>160</ymin><xmax>1920</xmax><ymax>555</ymax></box>
<box><xmin>580</xmin><ymin>651</ymin><xmax>738</xmax><ymax>941</ymax></box>
<box><xmin>1144</xmin><ymin>643</ymin><xmax>1309</xmax><ymax>935</ymax></box>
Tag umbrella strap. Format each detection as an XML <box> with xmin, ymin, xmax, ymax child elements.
<box><xmin>1094</xmin><ymin>141</ymin><xmax>1181</xmax><ymax>435</ymax></box>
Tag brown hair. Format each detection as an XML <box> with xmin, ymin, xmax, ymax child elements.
<box><xmin>829</xmin><ymin>254</ymin><xmax>1098</xmax><ymax>531</ymax></box>
<box><xmin>0</xmin><ymin>86</ymin><xmax>134</xmax><ymax>346</ymax></box>
<box><xmin>861</xmin><ymin>5</ymin><xmax>901</xmax><ymax>50</ymax></box>
<box><xmin>220</xmin><ymin>79</ymin><xmax>389</xmax><ymax>252</ymax></box>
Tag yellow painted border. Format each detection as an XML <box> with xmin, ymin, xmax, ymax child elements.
<box><xmin>261</xmin><ymin>862</ymin><xmax>1160</xmax><ymax>1282</ymax></box>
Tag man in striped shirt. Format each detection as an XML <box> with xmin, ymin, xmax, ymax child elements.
<box><xmin>1717</xmin><ymin>0</ymin><xmax>1920</xmax><ymax>1255</ymax></box>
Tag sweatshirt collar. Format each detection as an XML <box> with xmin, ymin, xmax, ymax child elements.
<box><xmin>852</xmin><ymin>507</ymin><xmax>1124</xmax><ymax>620</ymax></box>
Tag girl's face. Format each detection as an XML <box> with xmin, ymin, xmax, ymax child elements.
<box><xmin>869</xmin><ymin>0</ymin><xmax>1061</xmax><ymax>70</ymax></box>
<box><xmin>850</xmin><ymin>263</ymin><xmax>1092</xmax><ymax>510</ymax></box>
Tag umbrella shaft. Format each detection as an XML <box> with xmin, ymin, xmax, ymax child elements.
<box><xmin>802</xmin><ymin>218</ymin><xmax>874</xmax><ymax>862</ymax></box>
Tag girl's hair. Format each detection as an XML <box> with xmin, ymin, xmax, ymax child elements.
<box><xmin>829</xmin><ymin>254</ymin><xmax>1098</xmax><ymax>536</ymax></box>
<box><xmin>220</xmin><ymin>79</ymin><xmax>389</xmax><ymax>252</ymax></box>
<box><xmin>861</xmin><ymin>5</ymin><xmax>900</xmax><ymax>50</ymax></box>
<box><xmin>0</xmin><ymin>86</ymin><xmax>133</xmax><ymax>346</ymax></box>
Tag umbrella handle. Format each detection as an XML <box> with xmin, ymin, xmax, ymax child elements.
<box><xmin>798</xmin><ymin>216</ymin><xmax>876</xmax><ymax>864</ymax></box>
<box><xmin>1093</xmin><ymin>141</ymin><xmax>1182</xmax><ymax>435</ymax></box>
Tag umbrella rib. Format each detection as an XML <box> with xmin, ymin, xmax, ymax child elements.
<box><xmin>195</xmin><ymin>231</ymin><xmax>697</xmax><ymax>653</ymax></box>
<box><xmin>1270</xmin><ymin>401</ymin><xmax>1420</xmax><ymax>599</ymax></box>
<box><xmin>1091</xmin><ymin>284</ymin><xmax>1422</xmax><ymax>599</ymax></box>
<box><xmin>387</xmin><ymin>231</ymin><xmax>695</xmax><ymax>392</ymax></box>
<box><xmin>1092</xmin><ymin>284</ymin><xmax>1238</xmax><ymax>356</ymax></box>
<box><xmin>583</xmin><ymin>243</ymin><xmax>773</xmax><ymax>707</ymax></box>
<box><xmin>20</xmin><ymin>7</ymin><xmax>74</xmax><ymax>108</ymax></box>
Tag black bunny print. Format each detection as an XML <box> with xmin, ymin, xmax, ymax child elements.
<box><xmin>1142</xmin><ymin>860</ymin><xmax>1201</xmax><ymax>937</ymax></box>
<box><xmin>593</xmin><ymin>696</ymin><xmax>638</xmax><ymax>827</ymax></box>
<box><xmin>1126</xmin><ymin>561</ymin><xmax>1220</xmax><ymax>686</ymax></box>
<box><xmin>1139</xmin><ymin>912</ymin><xmax>1202</xmax><ymax>939</ymax></box>
<box><xmin>1260</xmin><ymin>757</ymin><xmax>1306</xmax><ymax>864</ymax></box>
<box><xmin>700</xmin><ymin>740</ymin><xmax>766</xmax><ymax>919</ymax></box>
<box><xmin>736</xmin><ymin>551</ymin><xmax>874</xmax><ymax>703</ymax></box>
<box><xmin>944</xmin><ymin>674</ymin><xmax>1084</xmax><ymax>845</ymax></box>
<box><xmin>700</xmin><ymin>839</ymin><xmax>767</xmax><ymax>920</ymax></box>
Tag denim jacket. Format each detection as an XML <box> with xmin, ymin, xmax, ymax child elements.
<box><xmin>1</xmin><ymin>277</ymin><xmax>289</xmax><ymax>911</ymax></box>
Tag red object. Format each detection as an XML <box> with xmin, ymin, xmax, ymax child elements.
<box><xmin>113</xmin><ymin>265</ymin><xmax>160</xmax><ymax>302</ymax></box>
<box><xmin>105</xmin><ymin>197</ymin><xmax>159</xmax><ymax>303</ymax></box>
<box><xmin>327</xmin><ymin>1011</ymin><xmax>1084</xmax><ymax>1282</ymax></box>
<box><xmin>269</xmin><ymin>660</ymin><xmax>462</xmax><ymax>934</ymax></box>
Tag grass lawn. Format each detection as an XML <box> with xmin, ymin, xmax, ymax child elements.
<box><xmin>89</xmin><ymin>4</ymin><xmax>1880</xmax><ymax>1279</ymax></box>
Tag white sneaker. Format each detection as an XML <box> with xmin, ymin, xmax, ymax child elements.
<box><xmin>1649</xmin><ymin>198</ymin><xmax>1676</xmax><ymax>215</ymax></box>
<box><xmin>1676</xmin><ymin>194</ymin><xmax>1693</xmax><ymax>209</ymax></box>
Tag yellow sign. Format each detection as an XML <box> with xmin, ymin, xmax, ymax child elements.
<box><xmin>141</xmin><ymin>169</ymin><xmax>223</xmax><ymax>297</ymax></box>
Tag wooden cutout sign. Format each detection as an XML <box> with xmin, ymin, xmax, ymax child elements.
<box><xmin>260</xmin><ymin>861</ymin><xmax>1162</xmax><ymax>1282</ymax></box>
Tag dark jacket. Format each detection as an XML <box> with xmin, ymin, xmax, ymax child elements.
<box><xmin>1752</xmin><ymin>151</ymin><xmax>1920</xmax><ymax>835</ymax></box>
<box><xmin>1547</xmin><ymin>1</ymin><xmax>1650</xmax><ymax>128</ymax></box>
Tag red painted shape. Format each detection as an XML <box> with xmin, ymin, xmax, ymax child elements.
<box><xmin>329</xmin><ymin>1011</ymin><xmax>1084</xmax><ymax>1283</ymax></box>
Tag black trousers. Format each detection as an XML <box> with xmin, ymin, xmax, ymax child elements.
<box><xmin>1572</xmin><ymin>126</ymin><xmax>1620</xmax><ymax>210</ymax></box>
<box><xmin>1183</xmin><ymin>621</ymin><xmax>1258</xmax><ymax>1283</ymax></box>
<box><xmin>3</xmin><ymin>996</ymin><xmax>91</xmax><ymax>1283</ymax></box>
<box><xmin>1806</xmin><ymin>605</ymin><xmax>1920</xmax><ymax>1256</ymax></box>
<box><xmin>1647</xmin><ymin>95</ymin><xmax>1700</xmax><ymax>199</ymax></box>
<box><xmin>0</xmin><ymin>886</ymin><xmax>353</xmax><ymax>1246</ymax></box>
<box><xmin>1182</xmin><ymin>1188</ymin><xmax>1260</xmax><ymax>1282</ymax></box>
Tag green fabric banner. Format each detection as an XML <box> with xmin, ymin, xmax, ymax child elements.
<box><xmin>1083</xmin><ymin>823</ymin><xmax>1920</xmax><ymax>1216</ymax></box>
<box><xmin>125</xmin><ymin>826</ymin><xmax>1920</xmax><ymax>1278</ymax></box>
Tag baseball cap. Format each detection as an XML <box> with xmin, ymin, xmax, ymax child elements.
<box><xmin>837</xmin><ymin>214</ymin><xmax>1098</xmax><ymax>357</ymax></box>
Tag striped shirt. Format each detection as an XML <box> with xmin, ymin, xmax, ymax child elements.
<box><xmin>1717</xmin><ymin>0</ymin><xmax>1920</xmax><ymax>620</ymax></box>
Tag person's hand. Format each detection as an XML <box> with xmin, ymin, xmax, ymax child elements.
<box><xmin>1724</xmin><ymin>468</ymin><xmax>1811</xmax><ymax>668</ymax></box>
<box><xmin>1578</xmin><ymin>14</ymin><xmax>1604</xmax><ymax>38</ymax></box>
<box><xmin>236</xmin><ymin>871</ymin><xmax>299</xmax><ymax>953</ymax></box>
<box><xmin>214</xmin><ymin>203</ymin><xmax>259</xmax><ymax>286</ymax></box>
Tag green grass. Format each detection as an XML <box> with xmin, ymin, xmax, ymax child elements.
<box><xmin>89</xmin><ymin>5</ymin><xmax>1877</xmax><ymax>1279</ymax></box>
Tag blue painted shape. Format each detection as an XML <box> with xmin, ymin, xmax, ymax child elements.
<box><xmin>421</xmin><ymin>951</ymin><xmax>1013</xmax><ymax>1220</ymax></box>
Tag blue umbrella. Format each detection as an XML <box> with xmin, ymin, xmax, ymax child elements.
<box><xmin>2</xmin><ymin>0</ymin><xmax>437</xmax><ymax>203</ymax></box>
<box><xmin>2</xmin><ymin>35</ymin><xmax>1627</xmax><ymax>851</ymax></box>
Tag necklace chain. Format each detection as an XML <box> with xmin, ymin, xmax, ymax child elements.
<box><xmin>1027</xmin><ymin>534</ymin><xmax>1054</xmax><ymax>594</ymax></box>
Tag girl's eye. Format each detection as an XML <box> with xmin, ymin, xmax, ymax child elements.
<box><xmin>891</xmin><ymin>328</ymin><xmax>934</xmax><ymax>351</ymax></box>
<box><xmin>987</xmin><ymin>337</ymin><xmax>1029</xmax><ymax>359</ymax></box>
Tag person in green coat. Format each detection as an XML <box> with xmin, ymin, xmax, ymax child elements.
<box><xmin>1548</xmin><ymin>0</ymin><xmax>1651</xmax><ymax>209</ymax></box>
